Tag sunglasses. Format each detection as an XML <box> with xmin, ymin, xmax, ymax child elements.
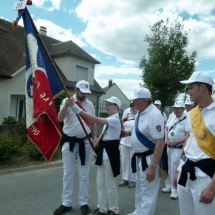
<box><xmin>130</xmin><ymin>105</ymin><xmax>135</xmax><ymax>108</ymax></box>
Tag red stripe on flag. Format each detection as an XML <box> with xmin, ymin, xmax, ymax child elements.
<box><xmin>31</xmin><ymin>70</ymin><xmax>61</xmax><ymax>162</ymax></box>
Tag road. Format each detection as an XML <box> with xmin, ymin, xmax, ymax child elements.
<box><xmin>0</xmin><ymin>160</ymin><xmax>179</xmax><ymax>215</ymax></box>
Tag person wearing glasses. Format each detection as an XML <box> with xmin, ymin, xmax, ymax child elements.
<box><xmin>121</xmin><ymin>88</ymin><xmax>165</xmax><ymax>215</ymax></box>
<box><xmin>119</xmin><ymin>102</ymin><xmax>138</xmax><ymax>188</ymax></box>
<box><xmin>162</xmin><ymin>101</ymin><xmax>187</xmax><ymax>200</ymax></box>
<box><xmin>70</xmin><ymin>96</ymin><xmax>122</xmax><ymax>215</ymax></box>
<box><xmin>54</xmin><ymin>80</ymin><xmax>97</xmax><ymax>215</ymax></box>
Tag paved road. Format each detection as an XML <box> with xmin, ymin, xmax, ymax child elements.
<box><xmin>0</xmin><ymin>160</ymin><xmax>179</xmax><ymax>215</ymax></box>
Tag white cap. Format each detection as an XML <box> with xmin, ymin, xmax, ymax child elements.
<box><xmin>129</xmin><ymin>88</ymin><xmax>151</xmax><ymax>100</ymax></box>
<box><xmin>185</xmin><ymin>99</ymin><xmax>194</xmax><ymax>105</ymax></box>
<box><xmin>180</xmin><ymin>72</ymin><xmax>214</xmax><ymax>86</ymax></box>
<box><xmin>154</xmin><ymin>100</ymin><xmax>161</xmax><ymax>105</ymax></box>
<box><xmin>103</xmin><ymin>96</ymin><xmax>121</xmax><ymax>108</ymax></box>
<box><xmin>172</xmin><ymin>101</ymin><xmax>185</xmax><ymax>108</ymax></box>
<box><xmin>76</xmin><ymin>80</ymin><xmax>91</xmax><ymax>93</ymax></box>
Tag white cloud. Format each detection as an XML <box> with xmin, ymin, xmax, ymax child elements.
<box><xmin>95</xmin><ymin>65</ymin><xmax>142</xmax><ymax>98</ymax></box>
<box><xmin>75</xmin><ymin>0</ymin><xmax>215</xmax><ymax>64</ymax></box>
<box><xmin>94</xmin><ymin>65</ymin><xmax>141</xmax><ymax>79</ymax></box>
<box><xmin>97</xmin><ymin>78</ymin><xmax>142</xmax><ymax>99</ymax></box>
<box><xmin>34</xmin><ymin>18</ymin><xmax>87</xmax><ymax>47</ymax></box>
<box><xmin>33</xmin><ymin>0</ymin><xmax>62</xmax><ymax>11</ymax></box>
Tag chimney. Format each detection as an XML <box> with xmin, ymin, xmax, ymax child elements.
<box><xmin>108</xmin><ymin>79</ymin><xmax>113</xmax><ymax>87</ymax></box>
<box><xmin>39</xmin><ymin>26</ymin><xmax>47</xmax><ymax>35</ymax></box>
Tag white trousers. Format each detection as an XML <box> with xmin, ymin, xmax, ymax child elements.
<box><xmin>97</xmin><ymin>160</ymin><xmax>119</xmax><ymax>214</ymax></box>
<box><xmin>165</xmin><ymin>147</ymin><xmax>181</xmax><ymax>194</ymax></box>
<box><xmin>177</xmin><ymin>172</ymin><xmax>215</xmax><ymax>215</ymax></box>
<box><xmin>61</xmin><ymin>142</ymin><xmax>91</xmax><ymax>207</ymax></box>
<box><xmin>131</xmin><ymin>156</ymin><xmax>161</xmax><ymax>215</ymax></box>
<box><xmin>121</xmin><ymin>144</ymin><xmax>135</xmax><ymax>182</ymax></box>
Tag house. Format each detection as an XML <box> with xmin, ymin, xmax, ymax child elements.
<box><xmin>98</xmin><ymin>79</ymin><xmax>130</xmax><ymax>115</ymax></box>
<box><xmin>0</xmin><ymin>18</ymin><xmax>105</xmax><ymax>124</ymax></box>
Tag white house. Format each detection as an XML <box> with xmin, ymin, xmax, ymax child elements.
<box><xmin>98</xmin><ymin>79</ymin><xmax>130</xmax><ymax>114</ymax></box>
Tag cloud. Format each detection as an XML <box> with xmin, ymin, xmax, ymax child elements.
<box><xmin>97</xmin><ymin>78</ymin><xmax>143</xmax><ymax>99</ymax></box>
<box><xmin>34</xmin><ymin>18</ymin><xmax>87</xmax><ymax>47</ymax></box>
<box><xmin>33</xmin><ymin>0</ymin><xmax>62</xmax><ymax>11</ymax></box>
<box><xmin>94</xmin><ymin>65</ymin><xmax>142</xmax><ymax>79</ymax></box>
<box><xmin>95</xmin><ymin>65</ymin><xmax>142</xmax><ymax>98</ymax></box>
<box><xmin>76</xmin><ymin>0</ymin><xmax>215</xmax><ymax>64</ymax></box>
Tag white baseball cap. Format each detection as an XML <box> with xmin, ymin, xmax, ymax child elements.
<box><xmin>172</xmin><ymin>101</ymin><xmax>185</xmax><ymax>108</ymax></box>
<box><xmin>129</xmin><ymin>88</ymin><xmax>151</xmax><ymax>100</ymax></box>
<box><xmin>180</xmin><ymin>72</ymin><xmax>214</xmax><ymax>86</ymax></box>
<box><xmin>185</xmin><ymin>99</ymin><xmax>194</xmax><ymax>105</ymax></box>
<box><xmin>103</xmin><ymin>96</ymin><xmax>121</xmax><ymax>108</ymax></box>
<box><xmin>154</xmin><ymin>100</ymin><xmax>161</xmax><ymax>105</ymax></box>
<box><xmin>76</xmin><ymin>80</ymin><xmax>91</xmax><ymax>93</ymax></box>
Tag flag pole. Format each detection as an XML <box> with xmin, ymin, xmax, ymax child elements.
<box><xmin>24</xmin><ymin>7</ymin><xmax>95</xmax><ymax>151</ymax></box>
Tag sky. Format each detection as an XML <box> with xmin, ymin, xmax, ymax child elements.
<box><xmin>1</xmin><ymin>0</ymin><xmax>215</xmax><ymax>99</ymax></box>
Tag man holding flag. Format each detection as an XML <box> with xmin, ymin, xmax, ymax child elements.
<box><xmin>54</xmin><ymin>80</ymin><xmax>97</xmax><ymax>215</ymax></box>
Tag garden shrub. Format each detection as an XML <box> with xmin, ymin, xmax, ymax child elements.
<box><xmin>2</xmin><ymin>116</ymin><xmax>17</xmax><ymax>125</ymax></box>
<box><xmin>23</xmin><ymin>140</ymin><xmax>61</xmax><ymax>161</ymax></box>
<box><xmin>23</xmin><ymin>140</ymin><xmax>44</xmax><ymax>161</ymax></box>
<box><xmin>0</xmin><ymin>132</ymin><xmax>21</xmax><ymax>161</ymax></box>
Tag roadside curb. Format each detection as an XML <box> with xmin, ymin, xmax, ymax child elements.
<box><xmin>0</xmin><ymin>157</ymin><xmax>97</xmax><ymax>176</ymax></box>
<box><xmin>0</xmin><ymin>160</ymin><xmax>63</xmax><ymax>176</ymax></box>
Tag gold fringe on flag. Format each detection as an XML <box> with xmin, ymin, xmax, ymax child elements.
<box><xmin>159</xmin><ymin>168</ymin><xmax>168</xmax><ymax>179</ymax></box>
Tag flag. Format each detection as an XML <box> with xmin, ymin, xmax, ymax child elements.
<box><xmin>21</xmin><ymin>8</ymin><xmax>63</xmax><ymax>162</ymax></box>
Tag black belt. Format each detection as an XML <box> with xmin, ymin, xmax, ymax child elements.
<box><xmin>174</xmin><ymin>145</ymin><xmax>183</xmax><ymax>149</ymax></box>
<box><xmin>131</xmin><ymin>150</ymin><xmax>153</xmax><ymax>173</ymax></box>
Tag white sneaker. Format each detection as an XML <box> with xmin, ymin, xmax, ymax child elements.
<box><xmin>162</xmin><ymin>187</ymin><xmax>171</xmax><ymax>193</ymax></box>
<box><xmin>170</xmin><ymin>193</ymin><xmax>178</xmax><ymax>199</ymax></box>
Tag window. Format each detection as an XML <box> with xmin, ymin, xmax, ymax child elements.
<box><xmin>75</xmin><ymin>65</ymin><xmax>88</xmax><ymax>82</ymax></box>
<box><xmin>10</xmin><ymin>97</ymin><xmax>25</xmax><ymax>120</ymax></box>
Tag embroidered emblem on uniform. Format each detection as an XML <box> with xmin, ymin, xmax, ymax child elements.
<box><xmin>156</xmin><ymin>125</ymin><xmax>161</xmax><ymax>132</ymax></box>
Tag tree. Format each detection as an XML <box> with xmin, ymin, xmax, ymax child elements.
<box><xmin>139</xmin><ymin>18</ymin><xmax>197</xmax><ymax>107</ymax></box>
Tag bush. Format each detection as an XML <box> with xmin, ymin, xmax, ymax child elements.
<box><xmin>2</xmin><ymin>116</ymin><xmax>17</xmax><ymax>125</ymax></box>
<box><xmin>0</xmin><ymin>132</ymin><xmax>20</xmax><ymax>161</ymax></box>
<box><xmin>99</xmin><ymin>112</ymin><xmax>108</xmax><ymax>118</ymax></box>
<box><xmin>23</xmin><ymin>140</ymin><xmax>44</xmax><ymax>161</ymax></box>
<box><xmin>23</xmin><ymin>140</ymin><xmax>61</xmax><ymax>161</ymax></box>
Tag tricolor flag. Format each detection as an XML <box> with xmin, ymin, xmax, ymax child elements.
<box><xmin>21</xmin><ymin>8</ymin><xmax>63</xmax><ymax>162</ymax></box>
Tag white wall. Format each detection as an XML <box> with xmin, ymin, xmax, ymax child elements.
<box><xmin>99</xmin><ymin>85</ymin><xmax>130</xmax><ymax>107</ymax></box>
<box><xmin>0</xmin><ymin>68</ymin><xmax>25</xmax><ymax>123</ymax></box>
<box><xmin>54</xmin><ymin>56</ymin><xmax>95</xmax><ymax>85</ymax></box>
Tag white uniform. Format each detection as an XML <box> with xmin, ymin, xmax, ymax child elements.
<box><xmin>120</xmin><ymin>114</ymin><xmax>136</xmax><ymax>183</ymax></box>
<box><xmin>177</xmin><ymin>101</ymin><xmax>215</xmax><ymax>215</ymax></box>
<box><xmin>122</xmin><ymin>107</ymin><xmax>130</xmax><ymax>117</ymax></box>
<box><xmin>130</xmin><ymin>104</ymin><xmax>164</xmax><ymax>215</ymax></box>
<box><xmin>162</xmin><ymin>111</ymin><xmax>167</xmax><ymax>122</ymax></box>
<box><xmin>97</xmin><ymin>113</ymin><xmax>121</xmax><ymax>214</ymax></box>
<box><xmin>165</xmin><ymin>112</ymin><xmax>187</xmax><ymax>195</ymax></box>
<box><xmin>60</xmin><ymin>95</ymin><xmax>95</xmax><ymax>207</ymax></box>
